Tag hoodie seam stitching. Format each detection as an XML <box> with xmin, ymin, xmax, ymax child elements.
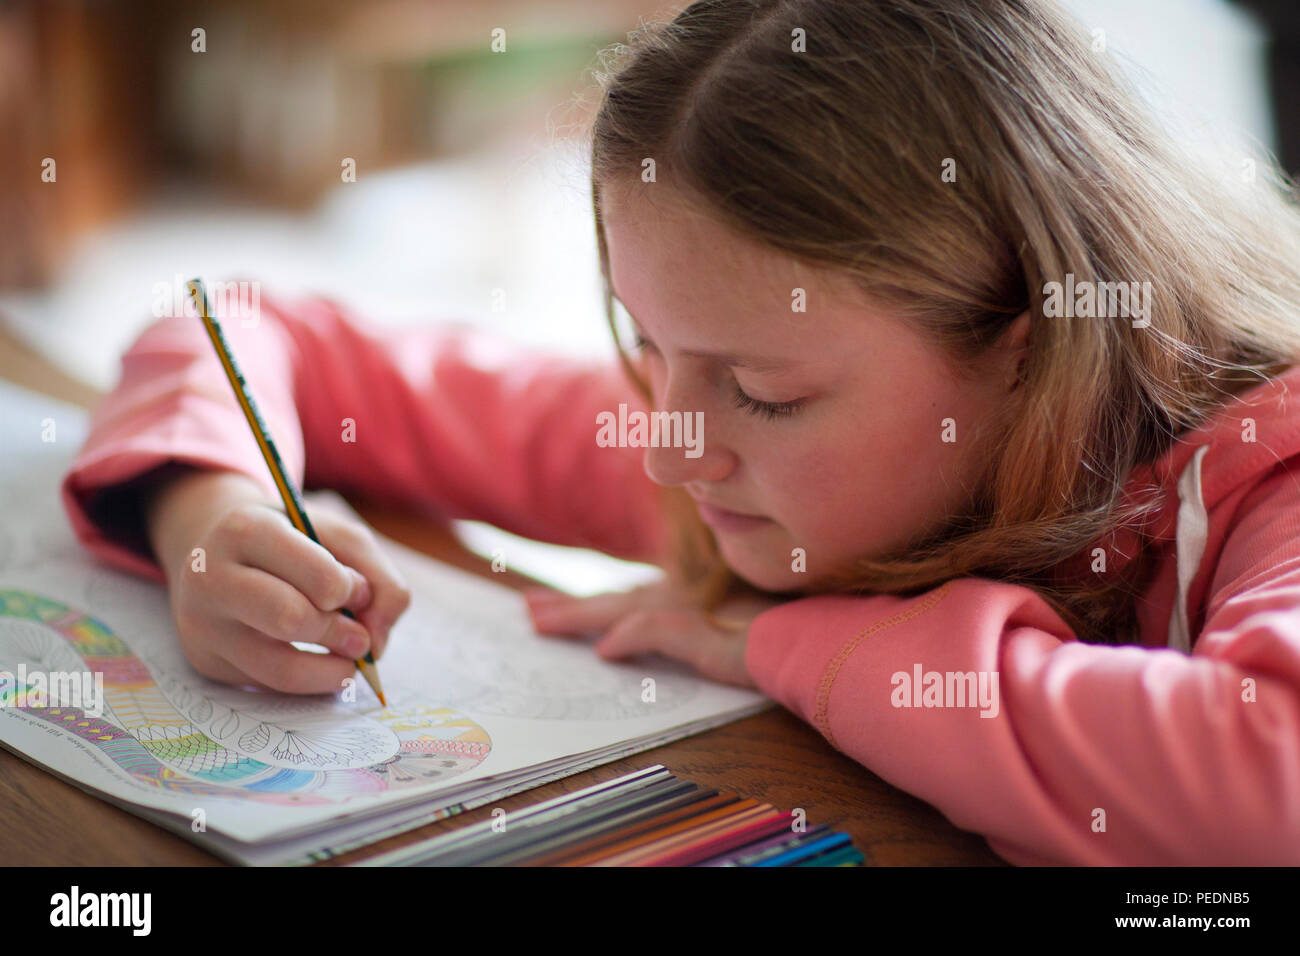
<box><xmin>813</xmin><ymin>579</ymin><xmax>956</xmax><ymax>748</ymax></box>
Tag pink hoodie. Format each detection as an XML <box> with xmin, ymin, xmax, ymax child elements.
<box><xmin>61</xmin><ymin>294</ymin><xmax>1300</xmax><ymax>865</ymax></box>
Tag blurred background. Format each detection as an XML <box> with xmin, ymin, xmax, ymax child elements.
<box><xmin>0</xmin><ymin>0</ymin><xmax>663</xmax><ymax>399</ymax></box>
<box><xmin>0</xmin><ymin>0</ymin><xmax>1296</xmax><ymax>392</ymax></box>
<box><xmin>0</xmin><ymin>0</ymin><xmax>1295</xmax><ymax>588</ymax></box>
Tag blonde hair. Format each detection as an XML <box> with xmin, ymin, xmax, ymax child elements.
<box><xmin>585</xmin><ymin>0</ymin><xmax>1300</xmax><ymax>643</ymax></box>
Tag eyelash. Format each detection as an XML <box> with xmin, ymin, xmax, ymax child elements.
<box><xmin>731</xmin><ymin>386</ymin><xmax>805</xmax><ymax>420</ymax></box>
<box><xmin>629</xmin><ymin>332</ymin><xmax>805</xmax><ymax>421</ymax></box>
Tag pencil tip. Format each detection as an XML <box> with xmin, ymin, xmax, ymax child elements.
<box><xmin>358</xmin><ymin>660</ymin><xmax>387</xmax><ymax>709</ymax></box>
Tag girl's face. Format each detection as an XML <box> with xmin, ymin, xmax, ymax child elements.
<box><xmin>602</xmin><ymin>186</ymin><xmax>1028</xmax><ymax>593</ymax></box>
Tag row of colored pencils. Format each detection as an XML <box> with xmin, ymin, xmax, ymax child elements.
<box><xmin>368</xmin><ymin>765</ymin><xmax>863</xmax><ymax>866</ymax></box>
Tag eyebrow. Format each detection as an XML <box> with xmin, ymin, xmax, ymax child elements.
<box><xmin>612</xmin><ymin>290</ymin><xmax>799</xmax><ymax>372</ymax></box>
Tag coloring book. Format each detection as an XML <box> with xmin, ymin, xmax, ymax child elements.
<box><xmin>0</xmin><ymin>379</ymin><xmax>772</xmax><ymax>864</ymax></box>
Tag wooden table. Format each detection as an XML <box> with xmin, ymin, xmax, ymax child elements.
<box><xmin>0</xmin><ymin>323</ymin><xmax>1003</xmax><ymax>865</ymax></box>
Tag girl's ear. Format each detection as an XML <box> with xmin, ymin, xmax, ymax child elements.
<box><xmin>1003</xmin><ymin>309</ymin><xmax>1032</xmax><ymax>391</ymax></box>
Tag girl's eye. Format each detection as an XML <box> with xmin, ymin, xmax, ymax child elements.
<box><xmin>732</xmin><ymin>383</ymin><xmax>805</xmax><ymax>420</ymax></box>
<box><xmin>627</xmin><ymin>328</ymin><xmax>802</xmax><ymax>420</ymax></box>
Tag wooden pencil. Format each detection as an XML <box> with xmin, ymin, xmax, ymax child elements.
<box><xmin>185</xmin><ymin>277</ymin><xmax>387</xmax><ymax>707</ymax></box>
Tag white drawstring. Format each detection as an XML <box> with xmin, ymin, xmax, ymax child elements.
<box><xmin>1167</xmin><ymin>444</ymin><xmax>1211</xmax><ymax>653</ymax></box>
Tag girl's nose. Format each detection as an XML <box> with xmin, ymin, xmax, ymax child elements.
<box><xmin>642</xmin><ymin>432</ymin><xmax>733</xmax><ymax>487</ymax></box>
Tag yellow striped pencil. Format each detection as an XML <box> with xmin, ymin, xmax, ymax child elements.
<box><xmin>185</xmin><ymin>277</ymin><xmax>387</xmax><ymax>707</ymax></box>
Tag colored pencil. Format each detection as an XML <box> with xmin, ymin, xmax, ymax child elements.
<box><xmin>363</xmin><ymin>766</ymin><xmax>677</xmax><ymax>866</ymax></box>
<box><xmin>359</xmin><ymin>765</ymin><xmax>862</xmax><ymax>867</ymax></box>
<box><xmin>754</xmin><ymin>831</ymin><xmax>854</xmax><ymax>867</ymax></box>
<box><xmin>525</xmin><ymin>792</ymin><xmax>738</xmax><ymax>866</ymax></box>
<box><xmin>425</xmin><ymin>778</ymin><xmax>704</xmax><ymax>867</ymax></box>
<box><xmin>699</xmin><ymin>824</ymin><xmax>832</xmax><ymax>866</ymax></box>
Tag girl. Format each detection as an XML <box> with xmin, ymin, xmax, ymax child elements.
<box><xmin>62</xmin><ymin>0</ymin><xmax>1300</xmax><ymax>865</ymax></box>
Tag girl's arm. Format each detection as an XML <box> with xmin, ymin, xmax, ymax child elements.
<box><xmin>61</xmin><ymin>294</ymin><xmax>667</xmax><ymax>581</ymax></box>
<box><xmin>744</xmin><ymin>465</ymin><xmax>1300</xmax><ymax>865</ymax></box>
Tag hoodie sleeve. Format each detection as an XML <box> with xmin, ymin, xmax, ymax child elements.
<box><xmin>745</xmin><ymin>466</ymin><xmax>1300</xmax><ymax>865</ymax></box>
<box><xmin>61</xmin><ymin>294</ymin><xmax>667</xmax><ymax>583</ymax></box>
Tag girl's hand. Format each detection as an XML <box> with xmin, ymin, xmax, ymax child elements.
<box><xmin>145</xmin><ymin>469</ymin><xmax>412</xmax><ymax>695</ymax></box>
<box><xmin>522</xmin><ymin>580</ymin><xmax>783</xmax><ymax>689</ymax></box>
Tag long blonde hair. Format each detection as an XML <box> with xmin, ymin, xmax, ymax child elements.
<box><xmin>585</xmin><ymin>0</ymin><xmax>1300</xmax><ymax>643</ymax></box>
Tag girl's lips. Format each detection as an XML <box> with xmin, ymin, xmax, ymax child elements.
<box><xmin>695</xmin><ymin>501</ymin><xmax>772</xmax><ymax>533</ymax></box>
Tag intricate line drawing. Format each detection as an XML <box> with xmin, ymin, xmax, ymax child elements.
<box><xmin>0</xmin><ymin>590</ymin><xmax>491</xmax><ymax>806</ymax></box>
<box><xmin>406</xmin><ymin>594</ymin><xmax>702</xmax><ymax>720</ymax></box>
<box><xmin>240</xmin><ymin>723</ymin><xmax>271</xmax><ymax>752</ymax></box>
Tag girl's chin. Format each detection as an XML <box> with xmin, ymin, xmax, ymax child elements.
<box><xmin>716</xmin><ymin>540</ymin><xmax>806</xmax><ymax>593</ymax></box>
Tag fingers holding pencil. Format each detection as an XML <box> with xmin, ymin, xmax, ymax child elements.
<box><xmin>185</xmin><ymin>276</ymin><xmax>394</xmax><ymax>704</ymax></box>
<box><xmin>306</xmin><ymin>509</ymin><xmax>411</xmax><ymax>662</ymax></box>
<box><xmin>191</xmin><ymin>621</ymin><xmax>364</xmax><ymax>696</ymax></box>
<box><xmin>218</xmin><ymin>503</ymin><xmax>410</xmax><ymax>662</ymax></box>
<box><xmin>164</xmin><ymin>500</ymin><xmax>389</xmax><ymax>694</ymax></box>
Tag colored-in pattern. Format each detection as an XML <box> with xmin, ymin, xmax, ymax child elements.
<box><xmin>0</xmin><ymin>590</ymin><xmax>490</xmax><ymax>805</ymax></box>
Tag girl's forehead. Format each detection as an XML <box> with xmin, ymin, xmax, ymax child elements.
<box><xmin>606</xmin><ymin>196</ymin><xmax>826</xmax><ymax>298</ymax></box>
